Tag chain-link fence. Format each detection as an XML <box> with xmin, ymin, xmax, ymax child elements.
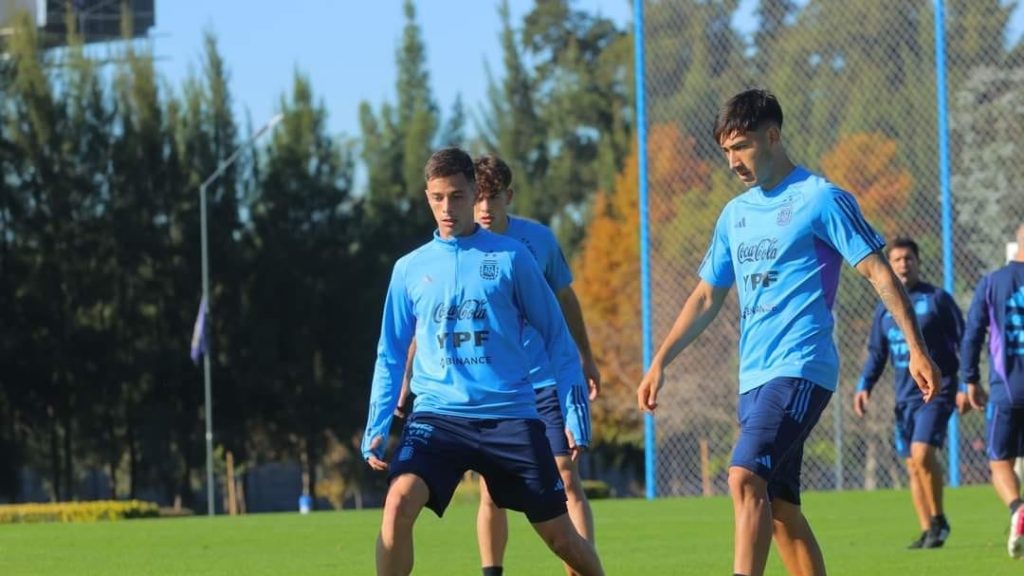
<box><xmin>638</xmin><ymin>0</ymin><xmax>1024</xmax><ymax>496</ymax></box>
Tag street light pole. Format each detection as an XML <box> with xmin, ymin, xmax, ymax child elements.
<box><xmin>199</xmin><ymin>113</ymin><xmax>283</xmax><ymax>516</ymax></box>
<box><xmin>199</xmin><ymin>178</ymin><xmax>212</xmax><ymax>517</ymax></box>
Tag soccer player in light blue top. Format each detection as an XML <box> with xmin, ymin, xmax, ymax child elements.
<box><xmin>959</xmin><ymin>224</ymin><xmax>1024</xmax><ymax>558</ymax></box>
<box><xmin>361</xmin><ymin>147</ymin><xmax>604</xmax><ymax>576</ymax></box>
<box><xmin>636</xmin><ymin>89</ymin><xmax>941</xmax><ymax>576</ymax></box>
<box><xmin>472</xmin><ymin>154</ymin><xmax>597</xmax><ymax>576</ymax></box>
<box><xmin>853</xmin><ymin>236</ymin><xmax>963</xmax><ymax>549</ymax></box>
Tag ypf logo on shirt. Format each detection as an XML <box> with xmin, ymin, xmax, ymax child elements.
<box><xmin>480</xmin><ymin>259</ymin><xmax>499</xmax><ymax>280</ymax></box>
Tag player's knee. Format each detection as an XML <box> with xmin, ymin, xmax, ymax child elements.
<box><xmin>905</xmin><ymin>456</ymin><xmax>923</xmax><ymax>475</ymax></box>
<box><xmin>990</xmin><ymin>459</ymin><xmax>1015</xmax><ymax>475</ymax></box>
<box><xmin>478</xmin><ymin>495</ymin><xmax>500</xmax><ymax>516</ymax></box>
<box><xmin>479</xmin><ymin>485</ymin><xmax>498</xmax><ymax>508</ymax></box>
<box><xmin>558</xmin><ymin>463</ymin><xmax>586</xmax><ymax>502</ymax></box>
<box><xmin>383</xmin><ymin>489</ymin><xmax>423</xmax><ymax>529</ymax></box>
<box><xmin>541</xmin><ymin>526</ymin><xmax>577</xmax><ymax>558</ymax></box>
<box><xmin>908</xmin><ymin>446</ymin><xmax>935</xmax><ymax>470</ymax></box>
<box><xmin>770</xmin><ymin>498</ymin><xmax>801</xmax><ymax>524</ymax></box>
<box><xmin>771</xmin><ymin>513</ymin><xmax>791</xmax><ymax>538</ymax></box>
<box><xmin>728</xmin><ymin>467</ymin><xmax>765</xmax><ymax>501</ymax></box>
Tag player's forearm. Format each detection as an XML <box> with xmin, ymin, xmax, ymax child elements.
<box><xmin>858</xmin><ymin>365</ymin><xmax>883</xmax><ymax>391</ymax></box>
<box><xmin>859</xmin><ymin>256</ymin><xmax>928</xmax><ymax>355</ymax></box>
<box><xmin>880</xmin><ymin>289</ymin><xmax>927</xmax><ymax>355</ymax></box>
<box><xmin>557</xmin><ymin>286</ymin><xmax>596</xmax><ymax>364</ymax></box>
<box><xmin>959</xmin><ymin>334</ymin><xmax>984</xmax><ymax>384</ymax></box>
<box><xmin>552</xmin><ymin>331</ymin><xmax>584</xmax><ymax>419</ymax></box>
<box><xmin>960</xmin><ymin>296</ymin><xmax>988</xmax><ymax>384</ymax></box>
<box><xmin>363</xmin><ymin>363</ymin><xmax>401</xmax><ymax>456</ymax></box>
<box><xmin>651</xmin><ymin>284</ymin><xmax>724</xmax><ymax>371</ymax></box>
<box><xmin>397</xmin><ymin>340</ymin><xmax>417</xmax><ymax>405</ymax></box>
<box><xmin>860</xmin><ymin>342</ymin><xmax>888</xmax><ymax>386</ymax></box>
<box><xmin>564</xmin><ymin>382</ymin><xmax>591</xmax><ymax>446</ymax></box>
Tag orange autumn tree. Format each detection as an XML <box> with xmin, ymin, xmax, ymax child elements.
<box><xmin>820</xmin><ymin>132</ymin><xmax>913</xmax><ymax>240</ymax></box>
<box><xmin>573</xmin><ymin>144</ymin><xmax>644</xmax><ymax>450</ymax></box>
<box><xmin>573</xmin><ymin>123</ymin><xmax>716</xmax><ymax>451</ymax></box>
<box><xmin>648</xmin><ymin>124</ymin><xmax>712</xmax><ymax>228</ymax></box>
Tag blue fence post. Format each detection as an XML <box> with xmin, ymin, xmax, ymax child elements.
<box><xmin>933</xmin><ymin>0</ymin><xmax>959</xmax><ymax>488</ymax></box>
<box><xmin>634</xmin><ymin>0</ymin><xmax>656</xmax><ymax>500</ymax></box>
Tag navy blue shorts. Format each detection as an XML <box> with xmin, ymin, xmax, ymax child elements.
<box><xmin>893</xmin><ymin>398</ymin><xmax>954</xmax><ymax>458</ymax></box>
<box><xmin>985</xmin><ymin>403</ymin><xmax>1024</xmax><ymax>461</ymax></box>
<box><xmin>535</xmin><ymin>386</ymin><xmax>570</xmax><ymax>457</ymax></box>
<box><xmin>731</xmin><ymin>377</ymin><xmax>832</xmax><ymax>505</ymax></box>
<box><xmin>388</xmin><ymin>413</ymin><xmax>567</xmax><ymax>522</ymax></box>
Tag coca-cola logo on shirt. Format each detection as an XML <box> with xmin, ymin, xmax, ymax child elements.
<box><xmin>432</xmin><ymin>300</ymin><xmax>488</xmax><ymax>323</ymax></box>
<box><xmin>737</xmin><ymin>238</ymin><xmax>780</xmax><ymax>264</ymax></box>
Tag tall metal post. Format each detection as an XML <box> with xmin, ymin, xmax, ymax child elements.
<box><xmin>634</xmin><ymin>0</ymin><xmax>656</xmax><ymax>500</ymax></box>
<box><xmin>200</xmin><ymin>181</ymin><xmax>214</xmax><ymax>516</ymax></box>
<box><xmin>933</xmin><ymin>0</ymin><xmax>959</xmax><ymax>487</ymax></box>
<box><xmin>198</xmin><ymin>114</ymin><xmax>283</xmax><ymax>515</ymax></box>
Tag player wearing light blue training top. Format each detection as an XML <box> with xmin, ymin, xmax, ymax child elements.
<box><xmin>637</xmin><ymin>89</ymin><xmax>942</xmax><ymax>576</ymax></box>
<box><xmin>504</xmin><ymin>214</ymin><xmax>592</xmax><ymax>439</ymax></box>
<box><xmin>471</xmin><ymin>154</ymin><xmax>597</xmax><ymax>576</ymax></box>
<box><xmin>505</xmin><ymin>214</ymin><xmax>593</xmax><ymax>442</ymax></box>
<box><xmin>362</xmin><ymin>148</ymin><xmax>604</xmax><ymax>576</ymax></box>
<box><xmin>959</xmin><ymin>224</ymin><xmax>1024</xmax><ymax>559</ymax></box>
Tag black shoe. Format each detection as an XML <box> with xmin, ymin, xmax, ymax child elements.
<box><xmin>923</xmin><ymin>518</ymin><xmax>950</xmax><ymax>548</ymax></box>
<box><xmin>907</xmin><ymin>531</ymin><xmax>928</xmax><ymax>549</ymax></box>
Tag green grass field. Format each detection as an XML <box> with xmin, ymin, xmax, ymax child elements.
<box><xmin>1</xmin><ymin>485</ymin><xmax>1021</xmax><ymax>575</ymax></box>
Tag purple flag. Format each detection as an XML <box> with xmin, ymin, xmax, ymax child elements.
<box><xmin>190</xmin><ymin>297</ymin><xmax>208</xmax><ymax>365</ymax></box>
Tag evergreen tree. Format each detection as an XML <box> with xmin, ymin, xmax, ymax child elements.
<box><xmin>246</xmin><ymin>70</ymin><xmax>358</xmax><ymax>505</ymax></box>
<box><xmin>479</xmin><ymin>0</ymin><xmax>547</xmax><ymax>221</ymax></box>
<box><xmin>438</xmin><ymin>94</ymin><xmax>466</xmax><ymax>148</ymax></box>
<box><xmin>4</xmin><ymin>11</ymin><xmax>77</xmax><ymax>500</ymax></box>
<box><xmin>511</xmin><ymin>0</ymin><xmax>632</xmax><ymax>249</ymax></box>
<box><xmin>0</xmin><ymin>17</ymin><xmax>18</xmax><ymax>500</ymax></box>
<box><xmin>361</xmin><ymin>0</ymin><xmax>438</xmax><ymax>237</ymax></box>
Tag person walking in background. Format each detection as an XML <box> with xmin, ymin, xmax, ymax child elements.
<box><xmin>636</xmin><ymin>89</ymin><xmax>942</xmax><ymax>576</ymax></box>
<box><xmin>852</xmin><ymin>236</ymin><xmax>963</xmax><ymax>549</ymax></box>
<box><xmin>960</xmin><ymin>224</ymin><xmax>1024</xmax><ymax>559</ymax></box>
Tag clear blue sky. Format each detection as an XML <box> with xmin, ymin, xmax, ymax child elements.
<box><xmin>150</xmin><ymin>0</ymin><xmax>1024</xmax><ymax>141</ymax></box>
<box><xmin>152</xmin><ymin>1</ymin><xmax>633</xmax><ymax>139</ymax></box>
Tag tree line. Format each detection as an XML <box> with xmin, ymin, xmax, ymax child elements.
<box><xmin>0</xmin><ymin>0</ymin><xmax>632</xmax><ymax>508</ymax></box>
<box><xmin>573</xmin><ymin>0</ymin><xmax>1024</xmax><ymax>495</ymax></box>
<box><xmin>6</xmin><ymin>0</ymin><xmax>1020</xmax><ymax>506</ymax></box>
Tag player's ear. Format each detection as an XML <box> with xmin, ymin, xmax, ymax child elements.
<box><xmin>506</xmin><ymin>187</ymin><xmax>514</xmax><ymax>205</ymax></box>
<box><xmin>766</xmin><ymin>124</ymin><xmax>781</xmax><ymax>145</ymax></box>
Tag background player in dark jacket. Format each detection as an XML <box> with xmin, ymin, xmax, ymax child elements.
<box><xmin>960</xmin><ymin>224</ymin><xmax>1024</xmax><ymax>559</ymax></box>
<box><xmin>853</xmin><ymin>236</ymin><xmax>963</xmax><ymax>549</ymax></box>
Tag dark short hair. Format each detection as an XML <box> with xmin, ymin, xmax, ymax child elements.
<box><xmin>713</xmin><ymin>89</ymin><xmax>784</xmax><ymax>144</ymax></box>
<box><xmin>888</xmin><ymin>235</ymin><xmax>920</xmax><ymax>258</ymax></box>
<box><xmin>473</xmin><ymin>154</ymin><xmax>512</xmax><ymax>196</ymax></box>
<box><xmin>424</xmin><ymin>147</ymin><xmax>475</xmax><ymax>183</ymax></box>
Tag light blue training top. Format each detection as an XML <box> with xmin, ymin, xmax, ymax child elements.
<box><xmin>505</xmin><ymin>215</ymin><xmax>589</xmax><ymax>445</ymax></box>
<box><xmin>699</xmin><ymin>166</ymin><xmax>885</xmax><ymax>393</ymax></box>
<box><xmin>506</xmin><ymin>214</ymin><xmax>575</xmax><ymax>390</ymax></box>
<box><xmin>361</xmin><ymin>226</ymin><xmax>582</xmax><ymax>460</ymax></box>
